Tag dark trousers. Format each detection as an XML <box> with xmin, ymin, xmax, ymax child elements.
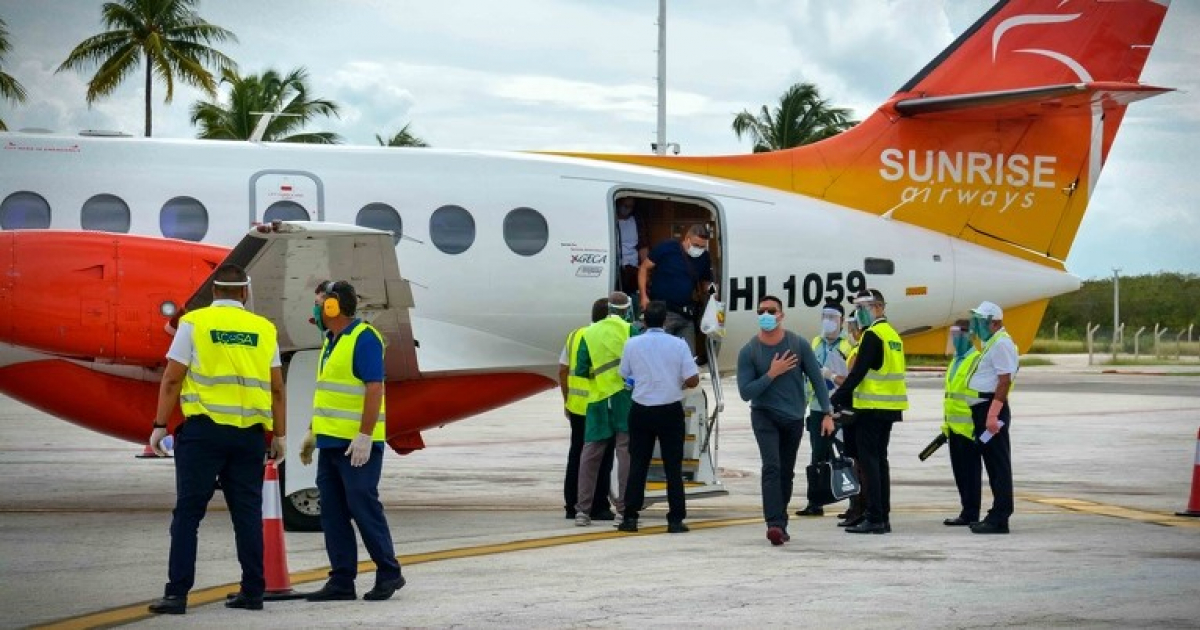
<box><xmin>316</xmin><ymin>445</ymin><xmax>402</xmax><ymax>589</ymax></box>
<box><xmin>805</xmin><ymin>409</ymin><xmax>834</xmax><ymax>506</ymax></box>
<box><xmin>948</xmin><ymin>433</ymin><xmax>981</xmax><ymax>522</ymax></box>
<box><xmin>855</xmin><ymin>410</ymin><xmax>898</xmax><ymax>524</ymax></box>
<box><xmin>564</xmin><ymin>412</ymin><xmax>614</xmax><ymax>516</ymax></box>
<box><xmin>971</xmin><ymin>398</ymin><xmax>1014</xmax><ymax>525</ymax></box>
<box><xmin>623</xmin><ymin>401</ymin><xmax>687</xmax><ymax>524</ymax></box>
<box><xmin>166</xmin><ymin>415</ymin><xmax>265</xmax><ymax>598</ymax></box>
<box><xmin>751</xmin><ymin>408</ymin><xmax>805</xmax><ymax>529</ymax></box>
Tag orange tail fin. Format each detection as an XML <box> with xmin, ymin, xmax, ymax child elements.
<box><xmin>569</xmin><ymin>0</ymin><xmax>1173</xmax><ymax>266</ymax></box>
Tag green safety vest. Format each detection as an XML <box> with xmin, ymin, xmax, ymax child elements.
<box><xmin>581</xmin><ymin>315</ymin><xmax>632</xmax><ymax>401</ymax></box>
<box><xmin>179</xmin><ymin>305</ymin><xmax>277</xmax><ymax>430</ymax></box>
<box><xmin>852</xmin><ymin>320</ymin><xmax>908</xmax><ymax>410</ymax></box>
<box><xmin>312</xmin><ymin>322</ymin><xmax>387</xmax><ymax>441</ymax></box>
<box><xmin>564</xmin><ymin>326</ymin><xmax>592</xmax><ymax>415</ymax></box>
<box><xmin>942</xmin><ymin>349</ymin><xmax>982</xmax><ymax>438</ymax></box>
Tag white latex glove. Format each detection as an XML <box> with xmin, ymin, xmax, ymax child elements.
<box><xmin>269</xmin><ymin>434</ymin><xmax>286</xmax><ymax>461</ymax></box>
<box><xmin>820</xmin><ymin>367</ymin><xmax>834</xmax><ymax>381</ymax></box>
<box><xmin>149</xmin><ymin>427</ymin><xmax>169</xmax><ymax>457</ymax></box>
<box><xmin>299</xmin><ymin>432</ymin><xmax>316</xmax><ymax>466</ymax></box>
<box><xmin>346</xmin><ymin>433</ymin><xmax>373</xmax><ymax>467</ymax></box>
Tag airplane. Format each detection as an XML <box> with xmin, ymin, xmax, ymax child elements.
<box><xmin>0</xmin><ymin>0</ymin><xmax>1174</xmax><ymax>529</ymax></box>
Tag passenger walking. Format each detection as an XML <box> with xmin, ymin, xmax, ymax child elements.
<box><xmin>796</xmin><ymin>300</ymin><xmax>851</xmax><ymax>517</ymax></box>
<box><xmin>831</xmin><ymin>289</ymin><xmax>907</xmax><ymax>535</ymax></box>
<box><xmin>147</xmin><ymin>263</ymin><xmax>287</xmax><ymax>615</ymax></box>
<box><xmin>736</xmin><ymin>295</ymin><xmax>832</xmax><ymax>545</ymax></box>
<box><xmin>301</xmin><ymin>281</ymin><xmax>405</xmax><ymax>601</ymax></box>
<box><xmin>572</xmin><ymin>292</ymin><xmax>636</xmax><ymax>526</ymax></box>
<box><xmin>942</xmin><ymin>319</ymin><xmax>983</xmax><ymax>527</ymax></box>
<box><xmin>638</xmin><ymin>224</ymin><xmax>713</xmax><ymax>353</ymax></box>
<box><xmin>965</xmin><ymin>301</ymin><xmax>1018</xmax><ymax>534</ymax></box>
<box><xmin>618</xmin><ymin>300</ymin><xmax>700</xmax><ymax>534</ymax></box>
<box><xmin>558</xmin><ymin>298</ymin><xmax>616</xmax><ymax>521</ymax></box>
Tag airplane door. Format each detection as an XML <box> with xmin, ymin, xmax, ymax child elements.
<box><xmin>250</xmin><ymin>171</ymin><xmax>324</xmax><ymax>225</ymax></box>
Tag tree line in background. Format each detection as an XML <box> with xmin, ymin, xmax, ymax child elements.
<box><xmin>1040</xmin><ymin>272</ymin><xmax>1200</xmax><ymax>339</ymax></box>
<box><xmin>2</xmin><ymin>0</ymin><xmax>853</xmax><ymax>152</ymax></box>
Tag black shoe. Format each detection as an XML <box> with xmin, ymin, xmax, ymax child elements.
<box><xmin>306</xmin><ymin>583</ymin><xmax>357</xmax><ymax>602</ymax></box>
<box><xmin>845</xmin><ymin>520</ymin><xmax>888</xmax><ymax>534</ymax></box>
<box><xmin>796</xmin><ymin>505</ymin><xmax>824</xmax><ymax>517</ymax></box>
<box><xmin>884</xmin><ymin>521</ymin><xmax>892</xmax><ymax>533</ymax></box>
<box><xmin>616</xmin><ymin>518</ymin><xmax>638</xmax><ymax>533</ymax></box>
<box><xmin>148</xmin><ymin>595</ymin><xmax>187</xmax><ymax>615</ymax></box>
<box><xmin>667</xmin><ymin>522</ymin><xmax>689</xmax><ymax>534</ymax></box>
<box><xmin>224</xmin><ymin>592</ymin><xmax>263</xmax><ymax>610</ymax></box>
<box><xmin>943</xmin><ymin>517</ymin><xmax>972</xmax><ymax>527</ymax></box>
<box><xmin>970</xmin><ymin>521</ymin><xmax>1009</xmax><ymax>534</ymax></box>
<box><xmin>590</xmin><ymin>510</ymin><xmax>617</xmax><ymax>521</ymax></box>
<box><xmin>565</xmin><ymin>510</ymin><xmax>576</xmax><ymax>520</ymax></box>
<box><xmin>836</xmin><ymin>511</ymin><xmax>849</xmax><ymax>519</ymax></box>
<box><xmin>837</xmin><ymin>513</ymin><xmax>864</xmax><ymax>528</ymax></box>
<box><xmin>363</xmin><ymin>576</ymin><xmax>406</xmax><ymax>601</ymax></box>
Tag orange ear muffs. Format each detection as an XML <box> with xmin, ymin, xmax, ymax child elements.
<box><xmin>323</xmin><ymin>295</ymin><xmax>341</xmax><ymax>318</ymax></box>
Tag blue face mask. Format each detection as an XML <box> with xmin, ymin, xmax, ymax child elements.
<box><xmin>971</xmin><ymin>316</ymin><xmax>993</xmax><ymax>342</ymax></box>
<box><xmin>952</xmin><ymin>334</ymin><xmax>973</xmax><ymax>357</ymax></box>
<box><xmin>758</xmin><ymin>312</ymin><xmax>779</xmax><ymax>332</ymax></box>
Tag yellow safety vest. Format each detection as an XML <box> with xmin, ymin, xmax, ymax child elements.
<box><xmin>179</xmin><ymin>305</ymin><xmax>277</xmax><ymax>430</ymax></box>
<box><xmin>942</xmin><ymin>349</ymin><xmax>981</xmax><ymax>438</ymax></box>
<box><xmin>581</xmin><ymin>315</ymin><xmax>631</xmax><ymax>401</ymax></box>
<box><xmin>846</xmin><ymin>343</ymin><xmax>859</xmax><ymax>368</ymax></box>
<box><xmin>312</xmin><ymin>322</ymin><xmax>387</xmax><ymax>441</ymax></box>
<box><xmin>852</xmin><ymin>320</ymin><xmax>908</xmax><ymax>410</ymax></box>
<box><xmin>564</xmin><ymin>326</ymin><xmax>592</xmax><ymax>415</ymax></box>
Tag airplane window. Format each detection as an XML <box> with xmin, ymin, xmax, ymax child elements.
<box><xmin>503</xmin><ymin>207</ymin><xmax>548</xmax><ymax>256</ymax></box>
<box><xmin>160</xmin><ymin>196</ymin><xmax>209</xmax><ymax>242</ymax></box>
<box><xmin>0</xmin><ymin>191</ymin><xmax>51</xmax><ymax>230</ymax></box>
<box><xmin>864</xmin><ymin>258</ymin><xmax>895</xmax><ymax>275</ymax></box>
<box><xmin>263</xmin><ymin>200</ymin><xmax>310</xmax><ymax>223</ymax></box>
<box><xmin>357</xmin><ymin>203</ymin><xmax>402</xmax><ymax>245</ymax></box>
<box><xmin>430</xmin><ymin>205</ymin><xmax>475</xmax><ymax>254</ymax></box>
<box><xmin>81</xmin><ymin>194</ymin><xmax>131</xmax><ymax>233</ymax></box>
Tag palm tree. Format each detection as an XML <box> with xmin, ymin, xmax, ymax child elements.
<box><xmin>190</xmin><ymin>66</ymin><xmax>342</xmax><ymax>143</ymax></box>
<box><xmin>375</xmin><ymin>124</ymin><xmax>428</xmax><ymax>147</ymax></box>
<box><xmin>732</xmin><ymin>83</ymin><xmax>857</xmax><ymax>153</ymax></box>
<box><xmin>0</xmin><ymin>18</ymin><xmax>28</xmax><ymax>131</ymax></box>
<box><xmin>56</xmin><ymin>0</ymin><xmax>236</xmax><ymax>137</ymax></box>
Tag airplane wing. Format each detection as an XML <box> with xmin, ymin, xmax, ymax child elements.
<box><xmin>182</xmin><ymin>221</ymin><xmax>419</xmax><ymax>380</ymax></box>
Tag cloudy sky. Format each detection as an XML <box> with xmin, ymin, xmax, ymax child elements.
<box><xmin>2</xmin><ymin>0</ymin><xmax>1196</xmax><ymax>280</ymax></box>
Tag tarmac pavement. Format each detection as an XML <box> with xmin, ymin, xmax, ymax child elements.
<box><xmin>1</xmin><ymin>354</ymin><xmax>1198</xmax><ymax>628</ymax></box>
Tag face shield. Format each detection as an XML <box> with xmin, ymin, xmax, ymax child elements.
<box><xmin>213</xmin><ymin>277</ymin><xmax>253</xmax><ymax>311</ymax></box>
<box><xmin>970</xmin><ymin>314</ymin><xmax>994</xmax><ymax>342</ymax></box>
<box><xmin>821</xmin><ymin>309</ymin><xmax>842</xmax><ymax>337</ymax></box>
<box><xmin>949</xmin><ymin>325</ymin><xmax>973</xmax><ymax>356</ymax></box>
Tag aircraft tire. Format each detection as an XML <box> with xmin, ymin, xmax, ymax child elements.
<box><xmin>277</xmin><ymin>460</ymin><xmax>323</xmax><ymax>532</ymax></box>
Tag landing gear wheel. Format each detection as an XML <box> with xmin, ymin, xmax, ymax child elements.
<box><xmin>277</xmin><ymin>461</ymin><xmax>322</xmax><ymax>532</ymax></box>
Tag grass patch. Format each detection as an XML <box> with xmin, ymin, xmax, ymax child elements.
<box><xmin>1019</xmin><ymin>356</ymin><xmax>1055</xmax><ymax>367</ymax></box>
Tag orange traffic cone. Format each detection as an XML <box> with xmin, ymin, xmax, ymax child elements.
<box><xmin>261</xmin><ymin>459</ymin><xmax>306</xmax><ymax>600</ymax></box>
<box><xmin>1177</xmin><ymin>427</ymin><xmax>1200</xmax><ymax>517</ymax></box>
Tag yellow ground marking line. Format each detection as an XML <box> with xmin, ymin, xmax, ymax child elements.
<box><xmin>1017</xmin><ymin>493</ymin><xmax>1200</xmax><ymax>529</ymax></box>
<box><xmin>30</xmin><ymin>517</ymin><xmax>762</xmax><ymax>630</ymax></box>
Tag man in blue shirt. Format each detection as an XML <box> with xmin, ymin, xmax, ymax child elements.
<box><xmin>638</xmin><ymin>224</ymin><xmax>713</xmax><ymax>353</ymax></box>
<box><xmin>300</xmin><ymin>281</ymin><xmax>404</xmax><ymax>602</ymax></box>
<box><xmin>617</xmin><ymin>301</ymin><xmax>700</xmax><ymax>533</ymax></box>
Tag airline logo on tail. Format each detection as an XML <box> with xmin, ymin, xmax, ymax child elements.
<box><xmin>879</xmin><ymin>149</ymin><xmax>1058</xmax><ymax>214</ymax></box>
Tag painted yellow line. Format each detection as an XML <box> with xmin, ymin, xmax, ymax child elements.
<box><xmin>1018</xmin><ymin>493</ymin><xmax>1200</xmax><ymax>529</ymax></box>
<box><xmin>30</xmin><ymin>517</ymin><xmax>761</xmax><ymax>630</ymax></box>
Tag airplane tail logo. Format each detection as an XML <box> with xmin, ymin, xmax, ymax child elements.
<box><xmin>571</xmin><ymin>0</ymin><xmax>1173</xmax><ymax>265</ymax></box>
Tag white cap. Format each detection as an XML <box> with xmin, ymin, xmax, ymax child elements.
<box><xmin>972</xmin><ymin>301</ymin><xmax>1003</xmax><ymax>320</ymax></box>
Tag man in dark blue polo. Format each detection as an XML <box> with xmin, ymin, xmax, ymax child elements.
<box><xmin>637</xmin><ymin>224</ymin><xmax>713</xmax><ymax>354</ymax></box>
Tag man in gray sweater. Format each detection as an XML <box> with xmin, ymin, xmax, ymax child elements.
<box><xmin>737</xmin><ymin>295</ymin><xmax>833</xmax><ymax>546</ymax></box>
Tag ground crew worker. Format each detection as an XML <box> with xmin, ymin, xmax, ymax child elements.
<box><xmin>737</xmin><ymin>295</ymin><xmax>831</xmax><ymax>545</ymax></box>
<box><xmin>830</xmin><ymin>289</ymin><xmax>907</xmax><ymax>535</ymax></box>
<box><xmin>147</xmin><ymin>263</ymin><xmax>286</xmax><ymax>615</ymax></box>
<box><xmin>966</xmin><ymin>301</ymin><xmax>1018</xmax><ymax>534</ymax></box>
<box><xmin>942</xmin><ymin>319</ymin><xmax>983</xmax><ymax>527</ymax></box>
<box><xmin>572</xmin><ymin>291</ymin><xmax>635</xmax><ymax>526</ymax></box>
<box><xmin>559</xmin><ymin>298</ymin><xmax>616</xmax><ymax>521</ymax></box>
<box><xmin>797</xmin><ymin>300</ymin><xmax>851</xmax><ymax>517</ymax></box>
<box><xmin>301</xmin><ymin>281</ymin><xmax>405</xmax><ymax>601</ymax></box>
<box><xmin>618</xmin><ymin>300</ymin><xmax>700</xmax><ymax>534</ymax></box>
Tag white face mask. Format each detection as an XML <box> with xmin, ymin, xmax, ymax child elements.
<box><xmin>821</xmin><ymin>317</ymin><xmax>840</xmax><ymax>337</ymax></box>
<box><xmin>687</xmin><ymin>245</ymin><xmax>705</xmax><ymax>258</ymax></box>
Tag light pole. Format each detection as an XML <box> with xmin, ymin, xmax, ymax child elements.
<box><xmin>1112</xmin><ymin>268</ymin><xmax>1121</xmax><ymax>361</ymax></box>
